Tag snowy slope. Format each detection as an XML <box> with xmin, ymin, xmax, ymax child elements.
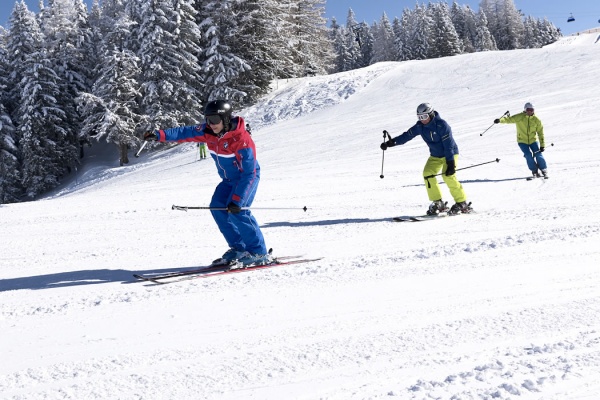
<box><xmin>1</xmin><ymin>33</ymin><xmax>600</xmax><ymax>400</ymax></box>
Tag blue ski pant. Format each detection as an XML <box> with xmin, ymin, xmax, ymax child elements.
<box><xmin>210</xmin><ymin>179</ymin><xmax>267</xmax><ymax>255</ymax></box>
<box><xmin>518</xmin><ymin>142</ymin><xmax>547</xmax><ymax>172</ymax></box>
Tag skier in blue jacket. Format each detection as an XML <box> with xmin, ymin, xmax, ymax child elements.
<box><xmin>380</xmin><ymin>103</ymin><xmax>471</xmax><ymax>215</ymax></box>
<box><xmin>144</xmin><ymin>100</ymin><xmax>270</xmax><ymax>266</ymax></box>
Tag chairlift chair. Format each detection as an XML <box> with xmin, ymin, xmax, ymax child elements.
<box><xmin>567</xmin><ymin>13</ymin><xmax>575</xmax><ymax>23</ymax></box>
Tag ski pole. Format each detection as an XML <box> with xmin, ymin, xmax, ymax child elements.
<box><xmin>172</xmin><ymin>205</ymin><xmax>308</xmax><ymax>212</ymax></box>
<box><xmin>424</xmin><ymin>158</ymin><xmax>500</xmax><ymax>179</ymax></box>
<box><xmin>135</xmin><ymin>140</ymin><xmax>148</xmax><ymax>157</ymax></box>
<box><xmin>380</xmin><ymin>130</ymin><xmax>392</xmax><ymax>179</ymax></box>
<box><xmin>480</xmin><ymin>111</ymin><xmax>510</xmax><ymax>137</ymax></box>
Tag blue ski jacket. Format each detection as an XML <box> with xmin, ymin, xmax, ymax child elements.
<box><xmin>391</xmin><ymin>111</ymin><xmax>459</xmax><ymax>161</ymax></box>
<box><xmin>156</xmin><ymin>116</ymin><xmax>259</xmax><ymax>205</ymax></box>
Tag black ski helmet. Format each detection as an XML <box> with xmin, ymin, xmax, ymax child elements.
<box><xmin>416</xmin><ymin>102</ymin><xmax>435</xmax><ymax>120</ymax></box>
<box><xmin>204</xmin><ymin>100</ymin><xmax>233</xmax><ymax>129</ymax></box>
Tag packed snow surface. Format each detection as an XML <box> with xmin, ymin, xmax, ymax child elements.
<box><xmin>1</xmin><ymin>33</ymin><xmax>600</xmax><ymax>399</ymax></box>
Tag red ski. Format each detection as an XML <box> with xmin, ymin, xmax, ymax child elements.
<box><xmin>133</xmin><ymin>256</ymin><xmax>322</xmax><ymax>285</ymax></box>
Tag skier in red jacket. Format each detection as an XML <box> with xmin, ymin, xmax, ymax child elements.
<box><xmin>144</xmin><ymin>100</ymin><xmax>269</xmax><ymax>266</ymax></box>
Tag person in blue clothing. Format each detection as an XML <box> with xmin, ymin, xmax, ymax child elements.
<box><xmin>380</xmin><ymin>103</ymin><xmax>471</xmax><ymax>215</ymax></box>
<box><xmin>143</xmin><ymin>100</ymin><xmax>270</xmax><ymax>266</ymax></box>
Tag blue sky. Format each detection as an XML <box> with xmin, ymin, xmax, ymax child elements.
<box><xmin>325</xmin><ymin>0</ymin><xmax>600</xmax><ymax>36</ymax></box>
<box><xmin>1</xmin><ymin>0</ymin><xmax>598</xmax><ymax>37</ymax></box>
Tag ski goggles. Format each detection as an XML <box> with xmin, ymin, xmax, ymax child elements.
<box><xmin>206</xmin><ymin>115</ymin><xmax>222</xmax><ymax>125</ymax></box>
<box><xmin>417</xmin><ymin>113</ymin><xmax>430</xmax><ymax>121</ymax></box>
<box><xmin>525</xmin><ymin>108</ymin><xmax>534</xmax><ymax>112</ymax></box>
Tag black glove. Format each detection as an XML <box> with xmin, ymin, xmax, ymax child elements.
<box><xmin>539</xmin><ymin>146</ymin><xmax>545</xmax><ymax>152</ymax></box>
<box><xmin>494</xmin><ymin>119</ymin><xmax>500</xmax><ymax>124</ymax></box>
<box><xmin>445</xmin><ymin>160</ymin><xmax>456</xmax><ymax>176</ymax></box>
<box><xmin>380</xmin><ymin>140</ymin><xmax>395</xmax><ymax>151</ymax></box>
<box><xmin>143</xmin><ymin>131</ymin><xmax>158</xmax><ymax>141</ymax></box>
<box><xmin>227</xmin><ymin>202</ymin><xmax>242</xmax><ymax>214</ymax></box>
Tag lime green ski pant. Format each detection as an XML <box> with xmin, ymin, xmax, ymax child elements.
<box><xmin>422</xmin><ymin>155</ymin><xmax>467</xmax><ymax>203</ymax></box>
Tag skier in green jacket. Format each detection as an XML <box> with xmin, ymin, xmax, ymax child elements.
<box><xmin>495</xmin><ymin>102</ymin><xmax>548</xmax><ymax>178</ymax></box>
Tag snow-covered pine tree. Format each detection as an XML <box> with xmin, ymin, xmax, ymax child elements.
<box><xmin>227</xmin><ymin>0</ymin><xmax>285</xmax><ymax>106</ymax></box>
<box><xmin>406</xmin><ymin>4</ymin><xmax>432</xmax><ymax>61</ymax></box>
<box><xmin>77</xmin><ymin>0</ymin><xmax>143</xmax><ymax>165</ymax></box>
<box><xmin>0</xmin><ymin>32</ymin><xmax>20</xmax><ymax>204</ymax></box>
<box><xmin>78</xmin><ymin>48</ymin><xmax>143</xmax><ymax>166</ymax></box>
<box><xmin>481</xmin><ymin>0</ymin><xmax>524</xmax><ymax>50</ymax></box>
<box><xmin>428</xmin><ymin>2</ymin><xmax>462</xmax><ymax>58</ymax></box>
<box><xmin>39</xmin><ymin>0</ymin><xmax>94</xmax><ymax>169</ymax></box>
<box><xmin>137</xmin><ymin>0</ymin><xmax>203</xmax><ymax>129</ymax></box>
<box><xmin>522</xmin><ymin>16</ymin><xmax>541</xmax><ymax>49</ymax></box>
<box><xmin>340</xmin><ymin>9</ymin><xmax>362</xmax><ymax>72</ymax></box>
<box><xmin>329</xmin><ymin>17</ymin><xmax>347</xmax><ymax>73</ymax></box>
<box><xmin>357</xmin><ymin>22</ymin><xmax>374</xmax><ymax>68</ymax></box>
<box><xmin>0</xmin><ymin>100</ymin><xmax>19</xmax><ymax>203</ymax></box>
<box><xmin>198</xmin><ymin>0</ymin><xmax>250</xmax><ymax>103</ymax></box>
<box><xmin>450</xmin><ymin>2</ymin><xmax>471</xmax><ymax>53</ymax></box>
<box><xmin>277</xmin><ymin>0</ymin><xmax>332</xmax><ymax>78</ymax></box>
<box><xmin>18</xmin><ymin>48</ymin><xmax>72</xmax><ymax>198</ymax></box>
<box><xmin>396</xmin><ymin>8</ymin><xmax>413</xmax><ymax>61</ymax></box>
<box><xmin>6</xmin><ymin>2</ymin><xmax>40</xmax><ymax>116</ymax></box>
<box><xmin>6</xmin><ymin>2</ymin><xmax>72</xmax><ymax>198</ymax></box>
<box><xmin>536</xmin><ymin>18</ymin><xmax>561</xmax><ymax>46</ymax></box>
<box><xmin>370</xmin><ymin>12</ymin><xmax>396</xmax><ymax>63</ymax></box>
<box><xmin>474</xmin><ymin>9</ymin><xmax>497</xmax><ymax>52</ymax></box>
<box><xmin>391</xmin><ymin>17</ymin><xmax>404</xmax><ymax>61</ymax></box>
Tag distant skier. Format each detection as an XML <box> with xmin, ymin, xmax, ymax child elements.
<box><xmin>143</xmin><ymin>100</ymin><xmax>270</xmax><ymax>266</ymax></box>
<box><xmin>494</xmin><ymin>102</ymin><xmax>548</xmax><ymax>178</ymax></box>
<box><xmin>197</xmin><ymin>142</ymin><xmax>207</xmax><ymax>159</ymax></box>
<box><xmin>380</xmin><ymin>103</ymin><xmax>471</xmax><ymax>215</ymax></box>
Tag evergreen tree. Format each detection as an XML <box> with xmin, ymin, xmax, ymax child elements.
<box><xmin>229</xmin><ymin>0</ymin><xmax>285</xmax><ymax>105</ymax></box>
<box><xmin>198</xmin><ymin>0</ymin><xmax>250</xmax><ymax>102</ymax></box>
<box><xmin>329</xmin><ymin>17</ymin><xmax>347</xmax><ymax>73</ymax></box>
<box><xmin>406</xmin><ymin>4</ymin><xmax>432</xmax><ymax>60</ymax></box>
<box><xmin>6</xmin><ymin>2</ymin><xmax>41</xmax><ymax>115</ymax></box>
<box><xmin>474</xmin><ymin>9</ymin><xmax>497</xmax><ymax>51</ymax></box>
<box><xmin>77</xmin><ymin>48</ymin><xmax>143</xmax><ymax>163</ymax></box>
<box><xmin>450</xmin><ymin>2</ymin><xmax>472</xmax><ymax>53</ymax></box>
<box><xmin>282</xmin><ymin>0</ymin><xmax>332</xmax><ymax>77</ymax></box>
<box><xmin>357</xmin><ymin>22</ymin><xmax>374</xmax><ymax>68</ymax></box>
<box><xmin>39</xmin><ymin>0</ymin><xmax>93</xmax><ymax>167</ymax></box>
<box><xmin>7</xmin><ymin>2</ymin><xmax>72</xmax><ymax>198</ymax></box>
<box><xmin>396</xmin><ymin>8</ymin><xmax>413</xmax><ymax>61</ymax></box>
<box><xmin>391</xmin><ymin>17</ymin><xmax>405</xmax><ymax>61</ymax></box>
<box><xmin>481</xmin><ymin>0</ymin><xmax>524</xmax><ymax>50</ymax></box>
<box><xmin>343</xmin><ymin>9</ymin><xmax>362</xmax><ymax>71</ymax></box>
<box><xmin>428</xmin><ymin>2</ymin><xmax>462</xmax><ymax>58</ymax></box>
<box><xmin>0</xmin><ymin>32</ymin><xmax>20</xmax><ymax>203</ymax></box>
<box><xmin>370</xmin><ymin>12</ymin><xmax>396</xmax><ymax>63</ymax></box>
<box><xmin>499</xmin><ymin>0</ymin><xmax>524</xmax><ymax>50</ymax></box>
<box><xmin>137</xmin><ymin>0</ymin><xmax>203</xmax><ymax>128</ymax></box>
<box><xmin>0</xmin><ymin>100</ymin><xmax>19</xmax><ymax>203</ymax></box>
<box><xmin>537</xmin><ymin>18</ymin><xmax>561</xmax><ymax>46</ymax></box>
<box><xmin>18</xmin><ymin>48</ymin><xmax>71</xmax><ymax>198</ymax></box>
<box><xmin>522</xmin><ymin>16</ymin><xmax>540</xmax><ymax>49</ymax></box>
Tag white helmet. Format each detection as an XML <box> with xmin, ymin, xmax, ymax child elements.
<box><xmin>417</xmin><ymin>103</ymin><xmax>435</xmax><ymax>120</ymax></box>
